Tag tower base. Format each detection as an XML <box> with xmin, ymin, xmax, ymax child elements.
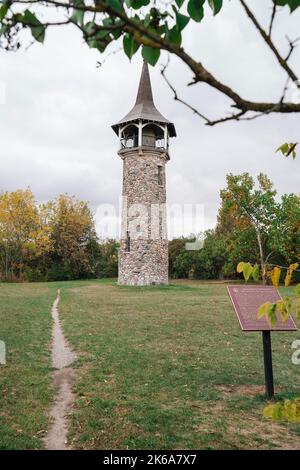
<box><xmin>118</xmin><ymin>239</ymin><xmax>168</xmax><ymax>286</ymax></box>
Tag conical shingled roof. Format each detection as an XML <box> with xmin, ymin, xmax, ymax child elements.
<box><xmin>112</xmin><ymin>61</ymin><xmax>176</xmax><ymax>137</ymax></box>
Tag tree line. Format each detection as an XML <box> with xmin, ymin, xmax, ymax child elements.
<box><xmin>0</xmin><ymin>173</ymin><xmax>299</xmax><ymax>282</ymax></box>
<box><xmin>0</xmin><ymin>189</ymin><xmax>118</xmax><ymax>281</ymax></box>
<box><xmin>170</xmin><ymin>173</ymin><xmax>300</xmax><ymax>283</ymax></box>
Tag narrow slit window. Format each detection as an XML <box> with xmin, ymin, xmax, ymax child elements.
<box><xmin>126</xmin><ymin>231</ymin><xmax>131</xmax><ymax>252</ymax></box>
<box><xmin>158</xmin><ymin>166</ymin><xmax>163</xmax><ymax>186</ymax></box>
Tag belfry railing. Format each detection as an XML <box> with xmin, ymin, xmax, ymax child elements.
<box><xmin>120</xmin><ymin>136</ymin><xmax>167</xmax><ymax>150</ymax></box>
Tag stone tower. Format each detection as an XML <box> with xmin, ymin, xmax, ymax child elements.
<box><xmin>112</xmin><ymin>62</ymin><xmax>176</xmax><ymax>286</ymax></box>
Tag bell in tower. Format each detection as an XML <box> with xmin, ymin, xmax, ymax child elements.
<box><xmin>112</xmin><ymin>61</ymin><xmax>176</xmax><ymax>286</ymax></box>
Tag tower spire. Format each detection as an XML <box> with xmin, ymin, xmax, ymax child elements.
<box><xmin>112</xmin><ymin>61</ymin><xmax>176</xmax><ymax>137</ymax></box>
<box><xmin>134</xmin><ymin>60</ymin><xmax>154</xmax><ymax>106</ymax></box>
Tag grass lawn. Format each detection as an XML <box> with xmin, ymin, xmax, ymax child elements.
<box><xmin>1</xmin><ymin>279</ymin><xmax>300</xmax><ymax>450</ymax></box>
<box><xmin>0</xmin><ymin>282</ymin><xmax>55</xmax><ymax>449</ymax></box>
<box><xmin>59</xmin><ymin>280</ymin><xmax>300</xmax><ymax>450</ymax></box>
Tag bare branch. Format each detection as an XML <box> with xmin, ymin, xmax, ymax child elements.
<box><xmin>268</xmin><ymin>3</ymin><xmax>277</xmax><ymax>38</ymax></box>
<box><xmin>286</xmin><ymin>142</ymin><xmax>298</xmax><ymax>157</ymax></box>
<box><xmin>285</xmin><ymin>35</ymin><xmax>300</xmax><ymax>62</ymax></box>
<box><xmin>207</xmin><ymin>110</ymin><xmax>246</xmax><ymax>126</ymax></box>
<box><xmin>239</xmin><ymin>0</ymin><xmax>300</xmax><ymax>87</ymax></box>
<box><xmin>160</xmin><ymin>58</ymin><xmax>210</xmax><ymax>124</ymax></box>
<box><xmin>161</xmin><ymin>59</ymin><xmax>250</xmax><ymax>125</ymax></box>
<box><xmin>96</xmin><ymin>46</ymin><xmax>122</xmax><ymax>68</ymax></box>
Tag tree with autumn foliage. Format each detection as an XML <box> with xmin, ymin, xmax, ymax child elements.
<box><xmin>0</xmin><ymin>189</ymin><xmax>118</xmax><ymax>281</ymax></box>
<box><xmin>219</xmin><ymin>173</ymin><xmax>278</xmax><ymax>282</ymax></box>
<box><xmin>0</xmin><ymin>189</ymin><xmax>44</xmax><ymax>280</ymax></box>
<box><xmin>47</xmin><ymin>194</ymin><xmax>98</xmax><ymax>280</ymax></box>
<box><xmin>269</xmin><ymin>193</ymin><xmax>300</xmax><ymax>266</ymax></box>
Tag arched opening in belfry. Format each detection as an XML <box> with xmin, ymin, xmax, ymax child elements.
<box><xmin>120</xmin><ymin>124</ymin><xmax>139</xmax><ymax>149</ymax></box>
<box><xmin>142</xmin><ymin>123</ymin><xmax>166</xmax><ymax>149</ymax></box>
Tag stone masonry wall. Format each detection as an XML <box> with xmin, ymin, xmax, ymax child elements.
<box><xmin>118</xmin><ymin>147</ymin><xmax>169</xmax><ymax>285</ymax></box>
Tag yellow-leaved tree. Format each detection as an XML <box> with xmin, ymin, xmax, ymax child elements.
<box><xmin>48</xmin><ymin>194</ymin><xmax>98</xmax><ymax>280</ymax></box>
<box><xmin>0</xmin><ymin>189</ymin><xmax>42</xmax><ymax>280</ymax></box>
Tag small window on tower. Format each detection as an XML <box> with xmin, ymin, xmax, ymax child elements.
<box><xmin>126</xmin><ymin>231</ymin><xmax>131</xmax><ymax>252</ymax></box>
<box><xmin>158</xmin><ymin>166</ymin><xmax>163</xmax><ymax>186</ymax></box>
<box><xmin>157</xmin><ymin>166</ymin><xmax>163</xmax><ymax>186</ymax></box>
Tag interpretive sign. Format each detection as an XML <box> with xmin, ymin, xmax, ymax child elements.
<box><xmin>227</xmin><ymin>285</ymin><xmax>297</xmax><ymax>399</ymax></box>
<box><xmin>227</xmin><ymin>285</ymin><xmax>297</xmax><ymax>331</ymax></box>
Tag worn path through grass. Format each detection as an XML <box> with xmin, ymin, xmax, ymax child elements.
<box><xmin>0</xmin><ymin>279</ymin><xmax>98</xmax><ymax>450</ymax></box>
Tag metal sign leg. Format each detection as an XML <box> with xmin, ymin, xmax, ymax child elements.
<box><xmin>262</xmin><ymin>331</ymin><xmax>274</xmax><ymax>400</ymax></box>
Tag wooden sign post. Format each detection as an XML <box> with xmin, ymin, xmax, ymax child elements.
<box><xmin>227</xmin><ymin>285</ymin><xmax>297</xmax><ymax>400</ymax></box>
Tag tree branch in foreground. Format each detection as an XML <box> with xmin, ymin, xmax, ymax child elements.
<box><xmin>3</xmin><ymin>0</ymin><xmax>300</xmax><ymax>124</ymax></box>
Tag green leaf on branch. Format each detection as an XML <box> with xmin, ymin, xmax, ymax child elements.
<box><xmin>273</xmin><ymin>0</ymin><xmax>300</xmax><ymax>13</ymax></box>
<box><xmin>83</xmin><ymin>21</ymin><xmax>96</xmax><ymax>36</ymax></box>
<box><xmin>0</xmin><ymin>23</ymin><xmax>8</xmax><ymax>37</ymax></box>
<box><xmin>208</xmin><ymin>0</ymin><xmax>223</xmax><ymax>15</ymax></box>
<box><xmin>106</xmin><ymin>0</ymin><xmax>123</xmax><ymax>12</ymax></box>
<box><xmin>242</xmin><ymin>262</ymin><xmax>253</xmax><ymax>282</ymax></box>
<box><xmin>71</xmin><ymin>9</ymin><xmax>85</xmax><ymax>26</ymax></box>
<box><xmin>93</xmin><ymin>29</ymin><xmax>110</xmax><ymax>39</ymax></box>
<box><xmin>187</xmin><ymin>0</ymin><xmax>205</xmax><ymax>22</ymax></box>
<box><xmin>266</xmin><ymin>303</ymin><xmax>278</xmax><ymax>328</ymax></box>
<box><xmin>258</xmin><ymin>302</ymin><xmax>272</xmax><ymax>319</ymax></box>
<box><xmin>276</xmin><ymin>142</ymin><xmax>298</xmax><ymax>159</ymax></box>
<box><xmin>252</xmin><ymin>264</ymin><xmax>260</xmax><ymax>282</ymax></box>
<box><xmin>167</xmin><ymin>25</ymin><xmax>182</xmax><ymax>46</ymax></box>
<box><xmin>23</xmin><ymin>10</ymin><xmax>45</xmax><ymax>43</ymax></box>
<box><xmin>258</xmin><ymin>302</ymin><xmax>277</xmax><ymax>327</ymax></box>
<box><xmin>85</xmin><ymin>25</ymin><xmax>113</xmax><ymax>52</ymax></box>
<box><xmin>142</xmin><ymin>45</ymin><xmax>160</xmax><ymax>66</ymax></box>
<box><xmin>123</xmin><ymin>33</ymin><xmax>140</xmax><ymax>59</ymax></box>
<box><xmin>127</xmin><ymin>0</ymin><xmax>150</xmax><ymax>9</ymax></box>
<box><xmin>101</xmin><ymin>17</ymin><xmax>122</xmax><ymax>39</ymax></box>
<box><xmin>175</xmin><ymin>0</ymin><xmax>186</xmax><ymax>8</ymax></box>
<box><xmin>277</xmin><ymin>299</ymin><xmax>289</xmax><ymax>323</ymax></box>
<box><xmin>175</xmin><ymin>11</ymin><xmax>190</xmax><ymax>31</ymax></box>
<box><xmin>0</xmin><ymin>2</ymin><xmax>9</xmax><ymax>21</ymax></box>
<box><xmin>283</xmin><ymin>296</ymin><xmax>292</xmax><ymax>315</ymax></box>
<box><xmin>236</xmin><ymin>261</ymin><xmax>244</xmax><ymax>274</ymax></box>
<box><xmin>112</xmin><ymin>28</ymin><xmax>122</xmax><ymax>40</ymax></box>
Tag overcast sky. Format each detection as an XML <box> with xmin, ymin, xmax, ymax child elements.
<box><xmin>0</xmin><ymin>1</ymin><xmax>300</xmax><ymax>237</ymax></box>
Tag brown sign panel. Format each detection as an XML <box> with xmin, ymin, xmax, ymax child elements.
<box><xmin>227</xmin><ymin>285</ymin><xmax>297</xmax><ymax>331</ymax></box>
